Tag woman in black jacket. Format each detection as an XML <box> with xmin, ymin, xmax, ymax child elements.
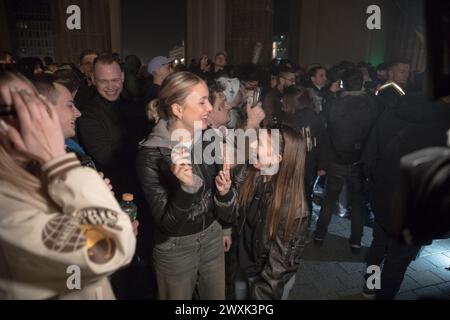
<box><xmin>136</xmin><ymin>72</ymin><xmax>237</xmax><ymax>300</ymax></box>
<box><xmin>235</xmin><ymin>125</ymin><xmax>309</xmax><ymax>300</ymax></box>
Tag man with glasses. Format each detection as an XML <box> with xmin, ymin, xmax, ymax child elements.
<box><xmin>262</xmin><ymin>65</ymin><xmax>295</xmax><ymax>125</ymax></box>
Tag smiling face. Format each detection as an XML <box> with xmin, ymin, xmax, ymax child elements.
<box><xmin>173</xmin><ymin>82</ymin><xmax>213</xmax><ymax>133</ymax></box>
<box><xmin>92</xmin><ymin>61</ymin><xmax>123</xmax><ymax>102</ymax></box>
<box><xmin>53</xmin><ymin>83</ymin><xmax>81</xmax><ymax>139</ymax></box>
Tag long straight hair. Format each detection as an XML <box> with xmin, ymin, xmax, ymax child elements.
<box><xmin>238</xmin><ymin>125</ymin><xmax>307</xmax><ymax>241</ymax></box>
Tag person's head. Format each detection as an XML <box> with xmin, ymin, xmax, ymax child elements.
<box><xmin>16</xmin><ymin>58</ymin><xmax>44</xmax><ymax>79</ymax></box>
<box><xmin>148</xmin><ymin>72</ymin><xmax>212</xmax><ymax>134</ymax></box>
<box><xmin>33</xmin><ymin>77</ymin><xmax>81</xmax><ymax>139</ymax></box>
<box><xmin>79</xmin><ymin>49</ymin><xmax>98</xmax><ymax>79</ymax></box>
<box><xmin>0</xmin><ymin>51</ymin><xmax>14</xmax><ymax>64</ymax></box>
<box><xmin>207</xmin><ymin>81</ymin><xmax>230</xmax><ymax>128</ymax></box>
<box><xmin>376</xmin><ymin>63</ymin><xmax>388</xmax><ymax>82</ymax></box>
<box><xmin>238</xmin><ymin>125</ymin><xmax>307</xmax><ymax>240</ymax></box>
<box><xmin>270</xmin><ymin>68</ymin><xmax>279</xmax><ymax>89</ymax></box>
<box><xmin>214</xmin><ymin>52</ymin><xmax>227</xmax><ymax>69</ymax></box>
<box><xmin>124</xmin><ymin>55</ymin><xmax>142</xmax><ymax>73</ymax></box>
<box><xmin>277</xmin><ymin>66</ymin><xmax>296</xmax><ymax>91</ymax></box>
<box><xmin>387</xmin><ymin>59</ymin><xmax>411</xmax><ymax>88</ymax></box>
<box><xmin>309</xmin><ymin>66</ymin><xmax>327</xmax><ymax>89</ymax></box>
<box><xmin>341</xmin><ymin>68</ymin><xmax>364</xmax><ymax>92</ymax></box>
<box><xmin>53</xmin><ymin>68</ymin><xmax>81</xmax><ymax>98</ymax></box>
<box><xmin>92</xmin><ymin>54</ymin><xmax>124</xmax><ymax>102</ymax></box>
<box><xmin>281</xmin><ymin>86</ymin><xmax>313</xmax><ymax>114</ymax></box>
<box><xmin>147</xmin><ymin>56</ymin><xmax>174</xmax><ymax>84</ymax></box>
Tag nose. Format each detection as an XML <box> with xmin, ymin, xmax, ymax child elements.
<box><xmin>205</xmin><ymin>100</ymin><xmax>213</xmax><ymax>113</ymax></box>
<box><xmin>73</xmin><ymin>106</ymin><xmax>82</xmax><ymax>118</ymax></box>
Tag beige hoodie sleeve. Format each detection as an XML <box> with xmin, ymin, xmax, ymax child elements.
<box><xmin>0</xmin><ymin>153</ymin><xmax>136</xmax><ymax>299</ymax></box>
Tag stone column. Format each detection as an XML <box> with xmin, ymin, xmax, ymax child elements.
<box><xmin>186</xmin><ymin>0</ymin><xmax>226</xmax><ymax>63</ymax></box>
<box><xmin>225</xmin><ymin>0</ymin><xmax>274</xmax><ymax>65</ymax></box>
<box><xmin>50</xmin><ymin>0</ymin><xmax>113</xmax><ymax>62</ymax></box>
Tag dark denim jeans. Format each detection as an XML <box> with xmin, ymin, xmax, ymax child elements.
<box><xmin>315</xmin><ymin>162</ymin><xmax>366</xmax><ymax>245</ymax></box>
<box><xmin>153</xmin><ymin>220</ymin><xmax>225</xmax><ymax>300</ymax></box>
<box><xmin>366</xmin><ymin>221</ymin><xmax>421</xmax><ymax>300</ymax></box>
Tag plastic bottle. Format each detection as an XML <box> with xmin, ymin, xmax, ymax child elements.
<box><xmin>120</xmin><ymin>193</ymin><xmax>137</xmax><ymax>221</ymax></box>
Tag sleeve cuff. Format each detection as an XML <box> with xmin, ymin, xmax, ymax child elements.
<box><xmin>42</xmin><ymin>153</ymin><xmax>81</xmax><ymax>182</ymax></box>
<box><xmin>222</xmin><ymin>228</ymin><xmax>232</xmax><ymax>236</ymax></box>
<box><xmin>173</xmin><ymin>175</ymin><xmax>204</xmax><ymax>210</ymax></box>
<box><xmin>214</xmin><ymin>189</ymin><xmax>235</xmax><ymax>206</ymax></box>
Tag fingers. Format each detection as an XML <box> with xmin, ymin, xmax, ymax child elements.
<box><xmin>222</xmin><ymin>144</ymin><xmax>229</xmax><ymax>172</ymax></box>
<box><xmin>0</xmin><ymin>85</ymin><xmax>12</xmax><ymax>107</ymax></box>
<box><xmin>10</xmin><ymin>88</ymin><xmax>32</xmax><ymax>127</ymax></box>
<box><xmin>0</xmin><ymin>120</ymin><xmax>26</xmax><ymax>152</ymax></box>
<box><xmin>18</xmin><ymin>90</ymin><xmax>43</xmax><ymax>121</ymax></box>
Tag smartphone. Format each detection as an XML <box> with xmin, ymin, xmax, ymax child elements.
<box><xmin>252</xmin><ymin>87</ymin><xmax>262</xmax><ymax>107</ymax></box>
<box><xmin>339</xmin><ymin>80</ymin><xmax>344</xmax><ymax>90</ymax></box>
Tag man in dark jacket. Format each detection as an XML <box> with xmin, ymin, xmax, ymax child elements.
<box><xmin>314</xmin><ymin>68</ymin><xmax>381</xmax><ymax>252</ymax></box>
<box><xmin>280</xmin><ymin>86</ymin><xmax>328</xmax><ymax>223</ymax></box>
<box><xmin>362</xmin><ymin>92</ymin><xmax>450</xmax><ymax>300</ymax></box>
<box><xmin>77</xmin><ymin>54</ymin><xmax>136</xmax><ymax>198</ymax></box>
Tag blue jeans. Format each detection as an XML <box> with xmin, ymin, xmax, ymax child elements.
<box><xmin>153</xmin><ymin>220</ymin><xmax>225</xmax><ymax>300</ymax></box>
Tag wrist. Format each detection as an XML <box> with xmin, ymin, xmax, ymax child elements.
<box><xmin>41</xmin><ymin>149</ymin><xmax>68</xmax><ymax>164</ymax></box>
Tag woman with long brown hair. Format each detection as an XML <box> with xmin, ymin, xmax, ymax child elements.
<box><xmin>0</xmin><ymin>72</ymin><xmax>136</xmax><ymax>299</ymax></box>
<box><xmin>235</xmin><ymin>124</ymin><xmax>309</xmax><ymax>300</ymax></box>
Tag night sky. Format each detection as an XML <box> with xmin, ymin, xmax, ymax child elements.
<box><xmin>121</xmin><ymin>0</ymin><xmax>186</xmax><ymax>64</ymax></box>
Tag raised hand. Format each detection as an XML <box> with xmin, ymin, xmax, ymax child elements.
<box><xmin>215</xmin><ymin>145</ymin><xmax>231</xmax><ymax>196</ymax></box>
<box><xmin>246</xmin><ymin>99</ymin><xmax>265</xmax><ymax>130</ymax></box>
<box><xmin>171</xmin><ymin>139</ymin><xmax>194</xmax><ymax>187</ymax></box>
<box><xmin>0</xmin><ymin>86</ymin><xmax>66</xmax><ymax>164</ymax></box>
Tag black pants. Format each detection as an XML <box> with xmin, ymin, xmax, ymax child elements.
<box><xmin>366</xmin><ymin>221</ymin><xmax>421</xmax><ymax>300</ymax></box>
<box><xmin>315</xmin><ymin>162</ymin><xmax>365</xmax><ymax>245</ymax></box>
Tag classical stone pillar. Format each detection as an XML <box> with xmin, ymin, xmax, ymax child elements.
<box><xmin>50</xmin><ymin>0</ymin><xmax>117</xmax><ymax>62</ymax></box>
<box><xmin>186</xmin><ymin>0</ymin><xmax>226</xmax><ymax>63</ymax></box>
<box><xmin>225</xmin><ymin>0</ymin><xmax>274</xmax><ymax>65</ymax></box>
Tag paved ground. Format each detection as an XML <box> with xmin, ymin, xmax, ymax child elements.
<box><xmin>289</xmin><ymin>213</ymin><xmax>450</xmax><ymax>300</ymax></box>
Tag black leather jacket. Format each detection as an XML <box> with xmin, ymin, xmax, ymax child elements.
<box><xmin>235</xmin><ymin>167</ymin><xmax>309</xmax><ymax>300</ymax></box>
<box><xmin>136</xmin><ymin>120</ymin><xmax>238</xmax><ymax>242</ymax></box>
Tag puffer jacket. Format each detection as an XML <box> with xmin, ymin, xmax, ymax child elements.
<box><xmin>136</xmin><ymin>120</ymin><xmax>238</xmax><ymax>242</ymax></box>
<box><xmin>235</xmin><ymin>167</ymin><xmax>309</xmax><ymax>300</ymax></box>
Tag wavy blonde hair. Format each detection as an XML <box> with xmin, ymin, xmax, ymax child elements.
<box><xmin>147</xmin><ymin>71</ymin><xmax>204</xmax><ymax>122</ymax></box>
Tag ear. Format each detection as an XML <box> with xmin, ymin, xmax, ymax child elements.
<box><xmin>171</xmin><ymin>103</ymin><xmax>184</xmax><ymax>120</ymax></box>
<box><xmin>121</xmin><ymin>72</ymin><xmax>125</xmax><ymax>83</ymax></box>
<box><xmin>91</xmin><ymin>74</ymin><xmax>96</xmax><ymax>86</ymax></box>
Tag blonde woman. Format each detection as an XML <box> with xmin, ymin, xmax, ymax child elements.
<box><xmin>136</xmin><ymin>72</ymin><xmax>237</xmax><ymax>300</ymax></box>
<box><xmin>0</xmin><ymin>73</ymin><xmax>136</xmax><ymax>300</ymax></box>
